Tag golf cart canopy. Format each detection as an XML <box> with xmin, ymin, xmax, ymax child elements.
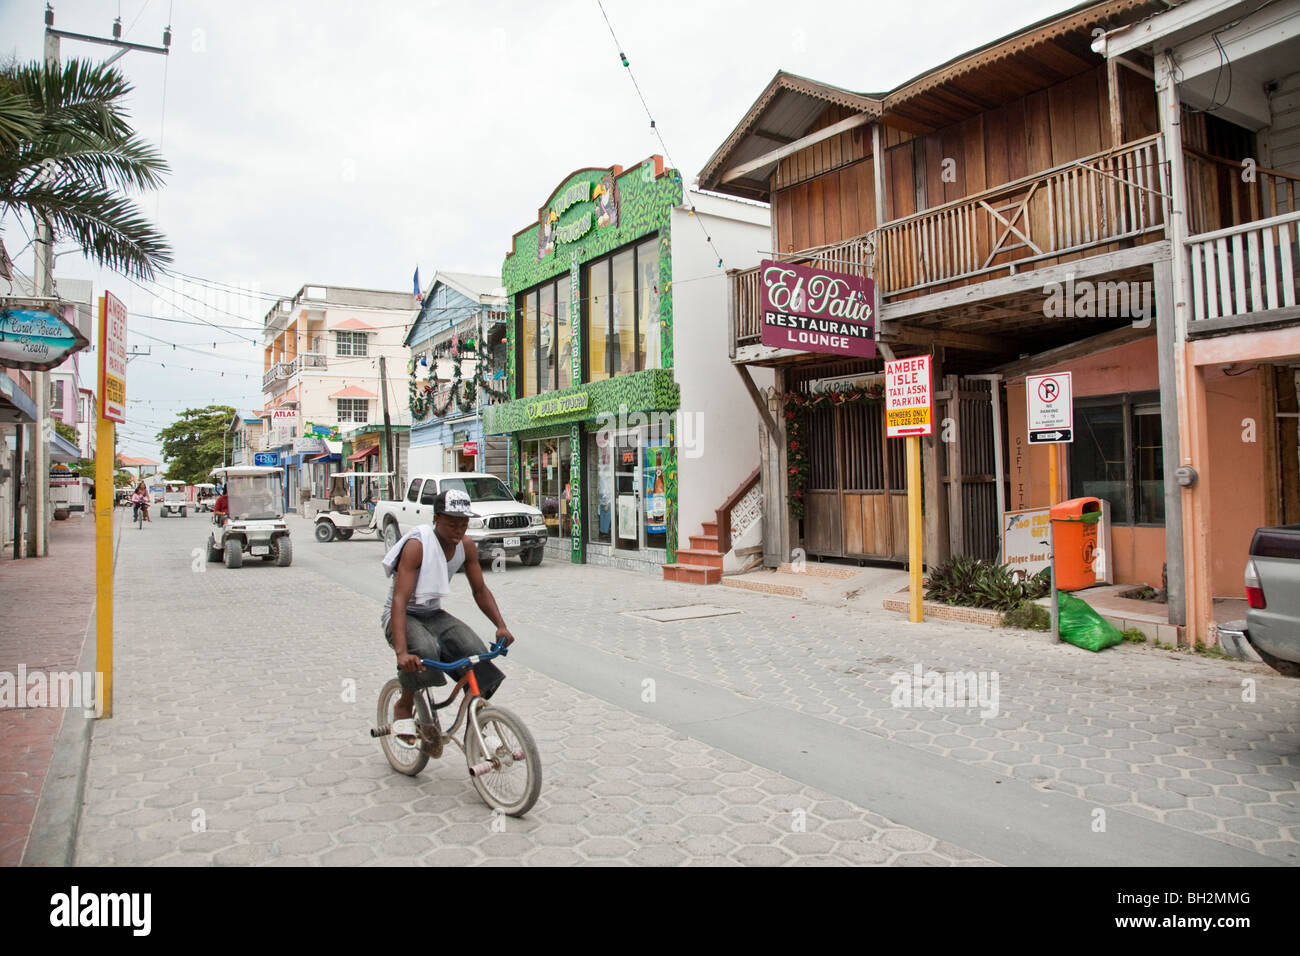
<box><xmin>210</xmin><ymin>466</ymin><xmax>283</xmax><ymax>478</ymax></box>
<box><xmin>193</xmin><ymin>483</ymin><xmax>216</xmax><ymax>490</ymax></box>
<box><xmin>332</xmin><ymin>471</ymin><xmax>393</xmax><ymax>480</ymax></box>
<box><xmin>161</xmin><ymin>479</ymin><xmax>186</xmax><ymax>486</ymax></box>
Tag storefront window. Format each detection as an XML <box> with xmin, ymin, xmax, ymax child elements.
<box><xmin>638</xmin><ymin>238</ymin><xmax>659</xmax><ymax>370</ymax></box>
<box><xmin>584</xmin><ymin>239</ymin><xmax>659</xmax><ymax>381</ymax></box>
<box><xmin>520</xmin><ymin>291</ymin><xmax>538</xmax><ymax>398</ymax></box>
<box><xmin>540</xmin><ymin>283</ymin><xmax>556</xmax><ymax>394</ymax></box>
<box><xmin>557</xmin><ymin>276</ymin><xmax>572</xmax><ymax>390</ymax></box>
<box><xmin>587</xmin><ymin>262</ymin><xmax>610</xmax><ymax>384</ymax></box>
<box><xmin>1070</xmin><ymin>394</ymin><xmax>1165</xmax><ymax>526</ymax></box>
<box><xmin>520</xmin><ymin>437</ymin><xmax>572</xmax><ymax>539</ymax></box>
<box><xmin>589</xmin><ymin>430</ymin><xmax>613</xmax><ymax>543</ymax></box>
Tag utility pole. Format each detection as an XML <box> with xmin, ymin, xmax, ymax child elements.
<box><xmin>379</xmin><ymin>356</ymin><xmax>395</xmax><ymax>500</ymax></box>
<box><xmin>29</xmin><ymin>4</ymin><xmax>170</xmax><ymax>558</ymax></box>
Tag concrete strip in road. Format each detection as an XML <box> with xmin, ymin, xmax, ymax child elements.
<box><xmin>508</xmin><ymin>626</ymin><xmax>1280</xmax><ymax>868</ymax></box>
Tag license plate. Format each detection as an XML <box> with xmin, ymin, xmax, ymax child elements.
<box><xmin>504</xmin><ymin>536</ymin><xmax>520</xmax><ymax>548</ymax></box>
<box><xmin>251</xmin><ymin>546</ymin><xmax>269</xmax><ymax>555</ymax></box>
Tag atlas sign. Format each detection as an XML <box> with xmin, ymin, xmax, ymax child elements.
<box><xmin>760</xmin><ymin>260</ymin><xmax>874</xmax><ymax>358</ymax></box>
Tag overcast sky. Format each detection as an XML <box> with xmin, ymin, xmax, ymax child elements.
<box><xmin>1</xmin><ymin>0</ymin><xmax>1080</xmax><ymax>461</ymax></box>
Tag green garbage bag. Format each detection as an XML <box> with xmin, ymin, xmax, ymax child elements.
<box><xmin>1057</xmin><ymin>592</ymin><xmax>1123</xmax><ymax>652</ymax></box>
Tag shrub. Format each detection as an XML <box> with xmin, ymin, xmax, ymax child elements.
<box><xmin>1003</xmin><ymin>601</ymin><xmax>1050</xmax><ymax>630</ymax></box>
<box><xmin>926</xmin><ymin>557</ymin><xmax>1051</xmax><ymax>612</ymax></box>
<box><xmin>1122</xmin><ymin>627</ymin><xmax>1147</xmax><ymax>643</ymax></box>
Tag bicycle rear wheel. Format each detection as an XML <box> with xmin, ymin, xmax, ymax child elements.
<box><xmin>377</xmin><ymin>679</ymin><xmax>430</xmax><ymax>776</ymax></box>
<box><xmin>465</xmin><ymin>704</ymin><xmax>541</xmax><ymax>817</ymax></box>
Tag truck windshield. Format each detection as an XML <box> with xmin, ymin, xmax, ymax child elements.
<box><xmin>227</xmin><ymin>475</ymin><xmax>280</xmax><ymax>520</ymax></box>
<box><xmin>440</xmin><ymin>477</ymin><xmax>513</xmax><ymax>502</ymax></box>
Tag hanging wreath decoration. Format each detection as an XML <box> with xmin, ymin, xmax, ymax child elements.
<box><xmin>782</xmin><ymin>382</ymin><xmax>885</xmax><ymax>520</ymax></box>
<box><xmin>409</xmin><ymin>337</ymin><xmax>509</xmax><ymax>422</ymax></box>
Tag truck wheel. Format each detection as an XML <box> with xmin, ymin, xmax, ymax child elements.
<box><xmin>223</xmin><ymin>539</ymin><xmax>243</xmax><ymax>569</ymax></box>
<box><xmin>521</xmin><ymin>546</ymin><xmax>544</xmax><ymax>566</ymax></box>
<box><xmin>275</xmin><ymin>536</ymin><xmax>293</xmax><ymax>567</ymax></box>
<box><xmin>315</xmin><ymin>522</ymin><xmax>335</xmax><ymax>543</ymax></box>
<box><xmin>383</xmin><ymin>521</ymin><xmax>400</xmax><ymax>550</ymax></box>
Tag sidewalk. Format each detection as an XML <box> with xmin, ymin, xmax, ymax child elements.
<box><xmin>0</xmin><ymin>511</ymin><xmax>99</xmax><ymax>866</ymax></box>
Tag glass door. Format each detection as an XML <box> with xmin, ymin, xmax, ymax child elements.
<box><xmin>613</xmin><ymin>430</ymin><xmax>640</xmax><ymax>550</ymax></box>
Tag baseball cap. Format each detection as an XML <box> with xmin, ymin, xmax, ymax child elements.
<box><xmin>434</xmin><ymin>489</ymin><xmax>478</xmax><ymax>518</ymax></box>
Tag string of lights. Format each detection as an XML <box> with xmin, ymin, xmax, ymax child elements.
<box><xmin>595</xmin><ymin>0</ymin><xmax>728</xmax><ymax>270</ymax></box>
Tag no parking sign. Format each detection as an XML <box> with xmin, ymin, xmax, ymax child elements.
<box><xmin>1026</xmin><ymin>372</ymin><xmax>1073</xmax><ymax>444</ymax></box>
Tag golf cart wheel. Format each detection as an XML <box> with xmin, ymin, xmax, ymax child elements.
<box><xmin>337</xmin><ymin>529</ymin><xmax>354</xmax><ymax>540</ymax></box>
<box><xmin>223</xmin><ymin>539</ymin><xmax>243</xmax><ymax>569</ymax></box>
<box><xmin>181</xmin><ymin>507</ymin><xmax>187</xmax><ymax>518</ymax></box>
<box><xmin>275</xmin><ymin>536</ymin><xmax>293</xmax><ymax>567</ymax></box>
<box><xmin>315</xmin><ymin>521</ymin><xmax>335</xmax><ymax>543</ymax></box>
<box><xmin>383</xmin><ymin>520</ymin><xmax>400</xmax><ymax>551</ymax></box>
<box><xmin>206</xmin><ymin>537</ymin><xmax>221</xmax><ymax>563</ymax></box>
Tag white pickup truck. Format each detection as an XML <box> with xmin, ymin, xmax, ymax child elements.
<box><xmin>372</xmin><ymin>472</ymin><xmax>549</xmax><ymax>565</ymax></box>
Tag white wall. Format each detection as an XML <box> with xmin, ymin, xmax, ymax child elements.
<box><xmin>407</xmin><ymin>441</ymin><xmax>444</xmax><ymax>478</ymax></box>
<box><xmin>671</xmin><ymin>191</ymin><xmax>774</xmax><ymax>540</ymax></box>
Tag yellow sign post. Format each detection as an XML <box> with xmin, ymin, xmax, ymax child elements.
<box><xmin>886</xmin><ymin>355</ymin><xmax>933</xmax><ymax>623</ymax></box>
<box><xmin>96</xmin><ymin>292</ymin><xmax>128</xmax><ymax>718</ymax></box>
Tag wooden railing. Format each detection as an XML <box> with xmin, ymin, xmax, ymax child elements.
<box><xmin>716</xmin><ymin>466</ymin><xmax>761</xmax><ymax>554</ymax></box>
<box><xmin>876</xmin><ymin>135</ymin><xmax>1166</xmax><ymax>296</ymax></box>
<box><xmin>1184</xmin><ymin>148</ymin><xmax>1300</xmax><ymax>237</ymax></box>
<box><xmin>729</xmin><ymin>233</ymin><xmax>875</xmax><ymax>353</ymax></box>
<box><xmin>1187</xmin><ymin>209</ymin><xmax>1300</xmax><ymax>322</ymax></box>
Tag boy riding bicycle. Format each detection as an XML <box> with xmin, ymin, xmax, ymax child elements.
<box><xmin>382</xmin><ymin>489</ymin><xmax>515</xmax><ymax>741</ymax></box>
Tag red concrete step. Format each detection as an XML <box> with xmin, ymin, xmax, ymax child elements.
<box><xmin>689</xmin><ymin>534</ymin><xmax>721</xmax><ymax>552</ymax></box>
<box><xmin>700</xmin><ymin>520</ymin><xmax>718</xmax><ymax>537</ymax></box>
<box><xmin>662</xmin><ymin>563</ymin><xmax>722</xmax><ymax>585</ymax></box>
<box><xmin>675</xmin><ymin>547</ymin><xmax>723</xmax><ymax>570</ymax></box>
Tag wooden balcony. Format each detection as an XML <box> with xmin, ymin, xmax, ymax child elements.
<box><xmin>876</xmin><ymin>135</ymin><xmax>1166</xmax><ymax>298</ymax></box>
<box><xmin>1187</xmin><ymin>210</ymin><xmax>1300</xmax><ymax>327</ymax></box>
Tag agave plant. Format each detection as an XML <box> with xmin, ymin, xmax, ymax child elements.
<box><xmin>0</xmin><ymin>58</ymin><xmax>171</xmax><ymax>280</ymax></box>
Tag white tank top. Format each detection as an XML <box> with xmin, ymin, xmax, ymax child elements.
<box><xmin>381</xmin><ymin>525</ymin><xmax>465</xmax><ymax>626</ymax></box>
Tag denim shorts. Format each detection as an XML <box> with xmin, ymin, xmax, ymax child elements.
<box><xmin>383</xmin><ymin>608</ymin><xmax>504</xmax><ymax>698</ymax></box>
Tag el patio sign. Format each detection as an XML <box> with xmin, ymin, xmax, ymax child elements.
<box><xmin>759</xmin><ymin>260</ymin><xmax>874</xmax><ymax>358</ymax></box>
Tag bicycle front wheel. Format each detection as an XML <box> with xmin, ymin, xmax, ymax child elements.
<box><xmin>465</xmin><ymin>704</ymin><xmax>541</xmax><ymax>817</ymax></box>
<box><xmin>377</xmin><ymin>678</ymin><xmax>429</xmax><ymax>777</ymax></box>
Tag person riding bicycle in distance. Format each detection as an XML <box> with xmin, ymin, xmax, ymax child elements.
<box><xmin>383</xmin><ymin>489</ymin><xmax>514</xmax><ymax>742</ymax></box>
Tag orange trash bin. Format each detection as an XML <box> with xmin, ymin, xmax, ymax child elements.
<box><xmin>1050</xmin><ymin>497</ymin><xmax>1102</xmax><ymax>591</ymax></box>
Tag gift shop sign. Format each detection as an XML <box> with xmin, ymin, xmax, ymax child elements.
<box><xmin>759</xmin><ymin>260</ymin><xmax>874</xmax><ymax>358</ymax></box>
<box><xmin>885</xmin><ymin>355</ymin><xmax>933</xmax><ymax>438</ymax></box>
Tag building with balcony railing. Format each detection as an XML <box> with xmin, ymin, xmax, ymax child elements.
<box><xmin>405</xmin><ymin>272</ymin><xmax>510</xmax><ymax>477</ymax></box>
<box><xmin>700</xmin><ymin>0</ymin><xmax>1299</xmax><ymax>643</ymax></box>
<box><xmin>261</xmin><ymin>283</ymin><xmax>417</xmax><ymax>509</ymax></box>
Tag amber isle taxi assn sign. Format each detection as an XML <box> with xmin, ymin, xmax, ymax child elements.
<box><xmin>885</xmin><ymin>355</ymin><xmax>933</xmax><ymax>438</ymax></box>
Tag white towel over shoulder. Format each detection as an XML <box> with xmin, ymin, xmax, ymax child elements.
<box><xmin>382</xmin><ymin>524</ymin><xmax>450</xmax><ymax>606</ymax></box>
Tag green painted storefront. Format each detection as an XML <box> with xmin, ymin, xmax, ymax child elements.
<box><xmin>485</xmin><ymin>156</ymin><xmax>684</xmax><ymax>566</ymax></box>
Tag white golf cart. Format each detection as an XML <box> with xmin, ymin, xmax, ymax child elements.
<box><xmin>313</xmin><ymin>471</ymin><xmax>391</xmax><ymax>542</ymax></box>
<box><xmin>205</xmin><ymin>466</ymin><xmax>292</xmax><ymax>568</ymax></box>
<box><xmin>159</xmin><ymin>480</ymin><xmax>189</xmax><ymax>517</ymax></box>
<box><xmin>193</xmin><ymin>482</ymin><xmax>217</xmax><ymax>512</ymax></box>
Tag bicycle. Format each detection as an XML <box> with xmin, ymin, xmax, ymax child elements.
<box><xmin>370</xmin><ymin>639</ymin><xmax>541</xmax><ymax>816</ymax></box>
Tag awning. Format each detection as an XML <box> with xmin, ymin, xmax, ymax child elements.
<box><xmin>49</xmin><ymin>430</ymin><xmax>81</xmax><ymax>463</ymax></box>
<box><xmin>306</xmin><ymin>439</ymin><xmax>344</xmax><ymax>463</ymax></box>
<box><xmin>329</xmin><ymin>385</ymin><xmax>378</xmax><ymax>399</ymax></box>
<box><xmin>347</xmin><ymin>447</ymin><xmax>378</xmax><ymax>462</ymax></box>
<box><xmin>0</xmin><ymin>372</ymin><xmax>37</xmax><ymax>423</ymax></box>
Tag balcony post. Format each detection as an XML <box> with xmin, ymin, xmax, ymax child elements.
<box><xmin>1156</xmin><ymin>51</ymin><xmax>1210</xmax><ymax>643</ymax></box>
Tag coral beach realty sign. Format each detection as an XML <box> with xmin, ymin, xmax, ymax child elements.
<box><xmin>759</xmin><ymin>260</ymin><xmax>874</xmax><ymax>358</ymax></box>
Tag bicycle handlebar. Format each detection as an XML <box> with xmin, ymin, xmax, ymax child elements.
<box><xmin>418</xmin><ymin>638</ymin><xmax>509</xmax><ymax>673</ymax></box>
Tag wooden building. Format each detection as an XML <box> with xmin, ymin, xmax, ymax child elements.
<box><xmin>700</xmin><ymin>0</ymin><xmax>1300</xmax><ymax>642</ymax></box>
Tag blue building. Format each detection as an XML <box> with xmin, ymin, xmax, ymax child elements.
<box><xmin>405</xmin><ymin>272</ymin><xmax>510</xmax><ymax>478</ymax></box>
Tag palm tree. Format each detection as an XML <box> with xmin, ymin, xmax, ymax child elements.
<box><xmin>0</xmin><ymin>58</ymin><xmax>171</xmax><ymax>280</ymax></box>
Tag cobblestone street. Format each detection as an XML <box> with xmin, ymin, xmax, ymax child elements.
<box><xmin>71</xmin><ymin>513</ymin><xmax>1298</xmax><ymax>866</ymax></box>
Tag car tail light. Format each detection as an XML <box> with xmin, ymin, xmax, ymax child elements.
<box><xmin>1245</xmin><ymin>560</ymin><xmax>1266</xmax><ymax>609</ymax></box>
